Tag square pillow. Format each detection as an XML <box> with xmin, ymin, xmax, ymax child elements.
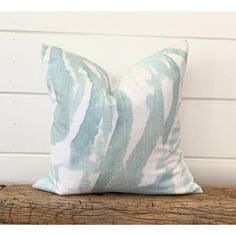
<box><xmin>33</xmin><ymin>41</ymin><xmax>202</xmax><ymax>195</ymax></box>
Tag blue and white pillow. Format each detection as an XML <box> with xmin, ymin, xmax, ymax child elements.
<box><xmin>33</xmin><ymin>41</ymin><xmax>202</xmax><ymax>195</ymax></box>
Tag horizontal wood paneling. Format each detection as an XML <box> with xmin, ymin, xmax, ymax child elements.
<box><xmin>0</xmin><ymin>12</ymin><xmax>236</xmax><ymax>39</ymax></box>
<box><xmin>0</xmin><ymin>12</ymin><xmax>235</xmax><ymax>187</ymax></box>
<box><xmin>186</xmin><ymin>158</ymin><xmax>236</xmax><ymax>187</ymax></box>
<box><xmin>181</xmin><ymin>100</ymin><xmax>236</xmax><ymax>158</ymax></box>
<box><xmin>0</xmin><ymin>154</ymin><xmax>235</xmax><ymax>186</ymax></box>
<box><xmin>0</xmin><ymin>95</ymin><xmax>51</xmax><ymax>153</ymax></box>
<box><xmin>0</xmin><ymin>154</ymin><xmax>49</xmax><ymax>184</ymax></box>
<box><xmin>1</xmin><ymin>33</ymin><xmax>236</xmax><ymax>99</ymax></box>
<box><xmin>1</xmin><ymin>95</ymin><xmax>236</xmax><ymax>158</ymax></box>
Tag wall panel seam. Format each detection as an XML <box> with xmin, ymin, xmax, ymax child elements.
<box><xmin>1</xmin><ymin>92</ymin><xmax>236</xmax><ymax>102</ymax></box>
<box><xmin>0</xmin><ymin>153</ymin><xmax>235</xmax><ymax>161</ymax></box>
<box><xmin>1</xmin><ymin>29</ymin><xmax>236</xmax><ymax>42</ymax></box>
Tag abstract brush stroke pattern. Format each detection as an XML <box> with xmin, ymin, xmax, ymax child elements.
<box><xmin>33</xmin><ymin>41</ymin><xmax>202</xmax><ymax>195</ymax></box>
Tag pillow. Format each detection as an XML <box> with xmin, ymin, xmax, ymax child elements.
<box><xmin>33</xmin><ymin>41</ymin><xmax>202</xmax><ymax>195</ymax></box>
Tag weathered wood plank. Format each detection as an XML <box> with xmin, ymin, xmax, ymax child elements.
<box><xmin>0</xmin><ymin>185</ymin><xmax>236</xmax><ymax>224</ymax></box>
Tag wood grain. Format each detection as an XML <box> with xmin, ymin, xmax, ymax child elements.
<box><xmin>0</xmin><ymin>185</ymin><xmax>236</xmax><ymax>224</ymax></box>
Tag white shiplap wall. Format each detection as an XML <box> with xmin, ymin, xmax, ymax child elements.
<box><xmin>0</xmin><ymin>12</ymin><xmax>236</xmax><ymax>186</ymax></box>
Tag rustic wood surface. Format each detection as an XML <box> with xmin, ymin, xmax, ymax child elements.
<box><xmin>0</xmin><ymin>185</ymin><xmax>236</xmax><ymax>224</ymax></box>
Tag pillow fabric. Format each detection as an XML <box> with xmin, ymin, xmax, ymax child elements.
<box><xmin>33</xmin><ymin>41</ymin><xmax>202</xmax><ymax>195</ymax></box>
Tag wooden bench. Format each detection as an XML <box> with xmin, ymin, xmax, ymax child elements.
<box><xmin>0</xmin><ymin>185</ymin><xmax>235</xmax><ymax>224</ymax></box>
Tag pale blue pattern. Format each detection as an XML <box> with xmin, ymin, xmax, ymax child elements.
<box><xmin>33</xmin><ymin>41</ymin><xmax>202</xmax><ymax>195</ymax></box>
